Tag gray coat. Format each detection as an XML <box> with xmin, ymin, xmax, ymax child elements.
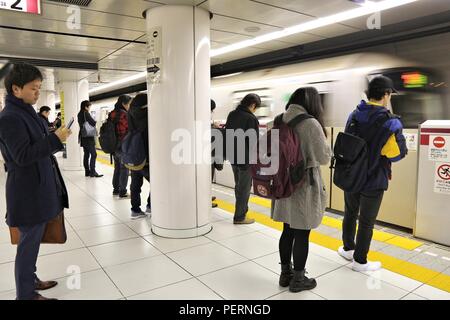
<box><xmin>271</xmin><ymin>104</ymin><xmax>332</xmax><ymax>230</ymax></box>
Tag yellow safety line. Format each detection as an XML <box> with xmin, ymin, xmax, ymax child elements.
<box><xmin>249</xmin><ymin>196</ymin><xmax>422</xmax><ymax>250</ymax></box>
<box><xmin>213</xmin><ymin>198</ymin><xmax>450</xmax><ymax>293</ymax></box>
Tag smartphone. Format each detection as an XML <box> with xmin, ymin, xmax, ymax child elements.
<box><xmin>66</xmin><ymin>117</ymin><xmax>75</xmax><ymax>130</ymax></box>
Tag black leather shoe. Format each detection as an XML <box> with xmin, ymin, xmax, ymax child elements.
<box><xmin>36</xmin><ymin>280</ymin><xmax>58</xmax><ymax>291</ymax></box>
<box><xmin>90</xmin><ymin>172</ymin><xmax>104</xmax><ymax>178</ymax></box>
<box><xmin>85</xmin><ymin>171</ymin><xmax>91</xmax><ymax>177</ymax></box>
<box><xmin>32</xmin><ymin>294</ymin><xmax>58</xmax><ymax>300</ymax></box>
<box><xmin>212</xmin><ymin>196</ymin><xmax>217</xmax><ymax>201</ymax></box>
<box><xmin>212</xmin><ymin>203</ymin><xmax>218</xmax><ymax>208</ymax></box>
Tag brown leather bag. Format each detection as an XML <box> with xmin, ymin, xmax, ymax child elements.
<box><xmin>9</xmin><ymin>212</ymin><xmax>67</xmax><ymax>245</ymax></box>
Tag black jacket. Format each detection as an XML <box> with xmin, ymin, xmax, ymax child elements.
<box><xmin>128</xmin><ymin>104</ymin><xmax>149</xmax><ymax>157</ymax></box>
<box><xmin>225</xmin><ymin>106</ymin><xmax>260</xmax><ymax>168</ymax></box>
<box><xmin>78</xmin><ymin>110</ymin><xmax>97</xmax><ymax>147</ymax></box>
<box><xmin>0</xmin><ymin>95</ymin><xmax>68</xmax><ymax>227</ymax></box>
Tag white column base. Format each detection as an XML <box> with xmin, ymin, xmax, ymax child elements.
<box><xmin>151</xmin><ymin>223</ymin><xmax>212</xmax><ymax>239</ymax></box>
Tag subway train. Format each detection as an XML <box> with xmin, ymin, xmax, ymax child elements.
<box><xmin>90</xmin><ymin>52</ymin><xmax>449</xmax><ymax>231</ymax></box>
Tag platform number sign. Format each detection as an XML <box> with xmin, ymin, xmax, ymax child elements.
<box><xmin>0</xmin><ymin>0</ymin><xmax>41</xmax><ymax>14</ymax></box>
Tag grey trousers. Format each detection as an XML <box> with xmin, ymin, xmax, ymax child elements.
<box><xmin>231</xmin><ymin>165</ymin><xmax>252</xmax><ymax>222</ymax></box>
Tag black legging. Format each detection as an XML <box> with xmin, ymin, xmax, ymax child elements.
<box><xmin>279</xmin><ymin>223</ymin><xmax>311</xmax><ymax>271</ymax></box>
<box><xmin>83</xmin><ymin>145</ymin><xmax>97</xmax><ymax>173</ymax></box>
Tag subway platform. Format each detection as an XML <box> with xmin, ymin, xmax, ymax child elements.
<box><xmin>0</xmin><ymin>157</ymin><xmax>449</xmax><ymax>301</ymax></box>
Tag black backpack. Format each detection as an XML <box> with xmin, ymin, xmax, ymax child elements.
<box><xmin>333</xmin><ymin>112</ymin><xmax>390</xmax><ymax>193</ymax></box>
<box><xmin>99</xmin><ymin>110</ymin><xmax>120</xmax><ymax>154</ymax></box>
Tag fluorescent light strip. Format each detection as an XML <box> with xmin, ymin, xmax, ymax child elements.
<box><xmin>89</xmin><ymin>71</ymin><xmax>147</xmax><ymax>94</ymax></box>
<box><xmin>210</xmin><ymin>0</ymin><xmax>419</xmax><ymax>57</ymax></box>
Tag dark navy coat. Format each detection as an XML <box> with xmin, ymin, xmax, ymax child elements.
<box><xmin>345</xmin><ymin>101</ymin><xmax>408</xmax><ymax>192</ymax></box>
<box><xmin>0</xmin><ymin>95</ymin><xmax>69</xmax><ymax>227</ymax></box>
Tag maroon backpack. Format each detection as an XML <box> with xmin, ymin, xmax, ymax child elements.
<box><xmin>250</xmin><ymin>113</ymin><xmax>312</xmax><ymax>199</ymax></box>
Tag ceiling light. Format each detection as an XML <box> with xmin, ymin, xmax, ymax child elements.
<box><xmin>210</xmin><ymin>0</ymin><xmax>419</xmax><ymax>57</ymax></box>
<box><xmin>212</xmin><ymin>72</ymin><xmax>243</xmax><ymax>79</ymax></box>
<box><xmin>244</xmin><ymin>26</ymin><xmax>261</xmax><ymax>33</ymax></box>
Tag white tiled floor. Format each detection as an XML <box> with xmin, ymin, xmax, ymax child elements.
<box><xmin>0</xmin><ymin>162</ymin><xmax>449</xmax><ymax>300</ymax></box>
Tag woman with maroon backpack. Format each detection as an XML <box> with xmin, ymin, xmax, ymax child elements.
<box><xmin>271</xmin><ymin>87</ymin><xmax>332</xmax><ymax>293</ymax></box>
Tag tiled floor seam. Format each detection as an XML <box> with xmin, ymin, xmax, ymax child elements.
<box><xmin>214</xmin><ymin>198</ymin><xmax>450</xmax><ymax>293</ymax></box>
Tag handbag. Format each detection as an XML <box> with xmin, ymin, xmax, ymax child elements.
<box><xmin>9</xmin><ymin>211</ymin><xmax>67</xmax><ymax>245</ymax></box>
<box><xmin>81</xmin><ymin>112</ymin><xmax>97</xmax><ymax>138</ymax></box>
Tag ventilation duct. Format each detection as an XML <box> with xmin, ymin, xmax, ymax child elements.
<box><xmin>47</xmin><ymin>0</ymin><xmax>92</xmax><ymax>6</ymax></box>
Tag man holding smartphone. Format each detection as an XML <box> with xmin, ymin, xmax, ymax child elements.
<box><xmin>0</xmin><ymin>63</ymin><xmax>71</xmax><ymax>300</ymax></box>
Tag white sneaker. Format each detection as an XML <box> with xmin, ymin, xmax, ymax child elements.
<box><xmin>352</xmin><ymin>260</ymin><xmax>382</xmax><ymax>272</ymax></box>
<box><xmin>338</xmin><ymin>246</ymin><xmax>354</xmax><ymax>261</ymax></box>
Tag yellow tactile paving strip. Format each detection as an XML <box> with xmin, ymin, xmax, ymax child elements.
<box><xmin>95</xmin><ymin>154</ymin><xmax>449</xmax><ymax>293</ymax></box>
<box><xmin>249</xmin><ymin>196</ymin><xmax>423</xmax><ymax>251</ymax></box>
<box><xmin>214</xmin><ymin>198</ymin><xmax>450</xmax><ymax>293</ymax></box>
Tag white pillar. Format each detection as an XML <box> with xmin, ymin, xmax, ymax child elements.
<box><xmin>145</xmin><ymin>5</ymin><xmax>212</xmax><ymax>238</ymax></box>
<box><xmin>36</xmin><ymin>70</ymin><xmax>56</xmax><ymax>121</ymax></box>
<box><xmin>36</xmin><ymin>91</ymin><xmax>56</xmax><ymax>121</ymax></box>
<box><xmin>60</xmin><ymin>79</ymin><xmax>89</xmax><ymax>171</ymax></box>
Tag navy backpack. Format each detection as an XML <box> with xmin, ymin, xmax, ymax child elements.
<box><xmin>121</xmin><ymin>131</ymin><xmax>147</xmax><ymax>171</ymax></box>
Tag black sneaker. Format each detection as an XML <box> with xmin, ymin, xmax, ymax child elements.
<box><xmin>113</xmin><ymin>190</ymin><xmax>120</xmax><ymax>196</ymax></box>
<box><xmin>119</xmin><ymin>193</ymin><xmax>129</xmax><ymax>198</ymax></box>
<box><xmin>90</xmin><ymin>172</ymin><xmax>104</xmax><ymax>178</ymax></box>
<box><xmin>85</xmin><ymin>171</ymin><xmax>91</xmax><ymax>177</ymax></box>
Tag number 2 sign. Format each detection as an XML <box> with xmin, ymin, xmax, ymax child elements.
<box><xmin>0</xmin><ymin>0</ymin><xmax>41</xmax><ymax>15</ymax></box>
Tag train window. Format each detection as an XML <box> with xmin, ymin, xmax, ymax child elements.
<box><xmin>391</xmin><ymin>93</ymin><xmax>445</xmax><ymax>128</ymax></box>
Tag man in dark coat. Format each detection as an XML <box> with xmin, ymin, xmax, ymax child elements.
<box><xmin>225</xmin><ymin>93</ymin><xmax>261</xmax><ymax>225</ymax></box>
<box><xmin>127</xmin><ymin>93</ymin><xmax>151</xmax><ymax>219</ymax></box>
<box><xmin>0</xmin><ymin>63</ymin><xmax>72</xmax><ymax>300</ymax></box>
<box><xmin>38</xmin><ymin>106</ymin><xmax>55</xmax><ymax>132</ymax></box>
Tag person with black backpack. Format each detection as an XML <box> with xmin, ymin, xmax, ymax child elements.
<box><xmin>126</xmin><ymin>93</ymin><xmax>151</xmax><ymax>219</ymax></box>
<box><xmin>271</xmin><ymin>87</ymin><xmax>332</xmax><ymax>293</ymax></box>
<box><xmin>335</xmin><ymin>76</ymin><xmax>407</xmax><ymax>272</ymax></box>
<box><xmin>109</xmin><ymin>95</ymin><xmax>132</xmax><ymax>198</ymax></box>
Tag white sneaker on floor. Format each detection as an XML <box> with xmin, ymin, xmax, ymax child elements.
<box><xmin>352</xmin><ymin>260</ymin><xmax>382</xmax><ymax>272</ymax></box>
<box><xmin>338</xmin><ymin>246</ymin><xmax>354</xmax><ymax>261</ymax></box>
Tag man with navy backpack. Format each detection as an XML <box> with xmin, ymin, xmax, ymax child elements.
<box><xmin>337</xmin><ymin>76</ymin><xmax>407</xmax><ymax>272</ymax></box>
<box><xmin>127</xmin><ymin>93</ymin><xmax>151</xmax><ymax>219</ymax></box>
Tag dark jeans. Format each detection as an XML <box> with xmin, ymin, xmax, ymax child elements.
<box><xmin>279</xmin><ymin>224</ymin><xmax>311</xmax><ymax>271</ymax></box>
<box><xmin>343</xmin><ymin>190</ymin><xmax>385</xmax><ymax>264</ymax></box>
<box><xmin>83</xmin><ymin>145</ymin><xmax>97</xmax><ymax>173</ymax></box>
<box><xmin>113</xmin><ymin>154</ymin><xmax>129</xmax><ymax>194</ymax></box>
<box><xmin>15</xmin><ymin>221</ymin><xmax>47</xmax><ymax>300</ymax></box>
<box><xmin>130</xmin><ymin>167</ymin><xmax>150</xmax><ymax>212</ymax></box>
<box><xmin>231</xmin><ymin>165</ymin><xmax>252</xmax><ymax>222</ymax></box>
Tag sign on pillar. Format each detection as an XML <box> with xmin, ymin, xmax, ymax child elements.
<box><xmin>147</xmin><ymin>26</ymin><xmax>162</xmax><ymax>85</ymax></box>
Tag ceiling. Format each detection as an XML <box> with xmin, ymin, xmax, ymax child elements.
<box><xmin>0</xmin><ymin>0</ymin><xmax>449</xmax><ymax>91</ymax></box>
